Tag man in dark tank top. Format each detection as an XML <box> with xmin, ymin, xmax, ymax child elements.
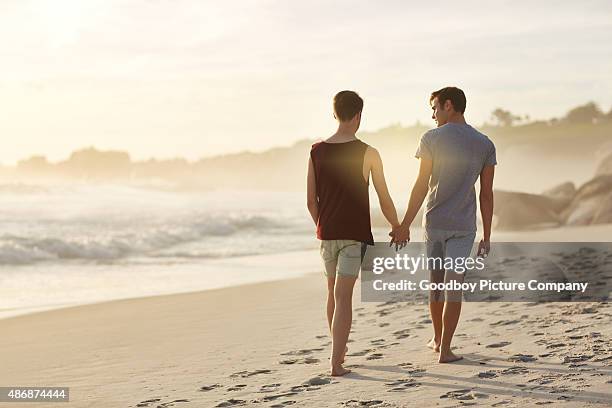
<box><xmin>307</xmin><ymin>90</ymin><xmax>401</xmax><ymax>376</ymax></box>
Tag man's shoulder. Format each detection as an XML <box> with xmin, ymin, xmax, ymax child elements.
<box><xmin>311</xmin><ymin>140</ymin><xmax>324</xmax><ymax>151</ymax></box>
<box><xmin>363</xmin><ymin>144</ymin><xmax>378</xmax><ymax>164</ymax></box>
<box><xmin>470</xmin><ymin>126</ymin><xmax>495</xmax><ymax>149</ymax></box>
<box><xmin>420</xmin><ymin>128</ymin><xmax>439</xmax><ymax>142</ymax></box>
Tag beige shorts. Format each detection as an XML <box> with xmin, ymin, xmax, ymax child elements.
<box><xmin>424</xmin><ymin>228</ymin><xmax>476</xmax><ymax>302</ymax></box>
<box><xmin>319</xmin><ymin>239</ymin><xmax>365</xmax><ymax>277</ymax></box>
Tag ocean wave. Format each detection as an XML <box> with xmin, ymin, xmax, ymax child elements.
<box><xmin>0</xmin><ymin>214</ymin><xmax>299</xmax><ymax>265</ymax></box>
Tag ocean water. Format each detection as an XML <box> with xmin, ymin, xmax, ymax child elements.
<box><xmin>0</xmin><ymin>185</ymin><xmax>326</xmax><ymax>319</ymax></box>
<box><xmin>0</xmin><ymin>185</ymin><xmax>315</xmax><ymax>264</ymax></box>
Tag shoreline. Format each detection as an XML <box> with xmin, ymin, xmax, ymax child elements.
<box><xmin>2</xmin><ymin>223</ymin><xmax>612</xmax><ymax>321</ymax></box>
<box><xmin>0</xmin><ymin>248</ymin><xmax>321</xmax><ymax>321</ymax></box>
<box><xmin>0</xmin><ymin>269</ymin><xmax>320</xmax><ymax>323</ymax></box>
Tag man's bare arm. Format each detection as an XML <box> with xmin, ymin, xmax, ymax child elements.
<box><xmin>306</xmin><ymin>157</ymin><xmax>318</xmax><ymax>225</ymax></box>
<box><xmin>400</xmin><ymin>157</ymin><xmax>432</xmax><ymax>228</ymax></box>
<box><xmin>479</xmin><ymin>165</ymin><xmax>495</xmax><ymax>242</ymax></box>
<box><xmin>368</xmin><ymin>147</ymin><xmax>400</xmax><ymax>227</ymax></box>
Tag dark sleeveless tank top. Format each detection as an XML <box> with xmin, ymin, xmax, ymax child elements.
<box><xmin>310</xmin><ymin>140</ymin><xmax>374</xmax><ymax>245</ymax></box>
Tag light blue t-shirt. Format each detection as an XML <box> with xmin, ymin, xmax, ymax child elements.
<box><xmin>415</xmin><ymin>122</ymin><xmax>497</xmax><ymax>232</ymax></box>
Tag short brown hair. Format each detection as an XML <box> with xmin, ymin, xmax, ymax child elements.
<box><xmin>430</xmin><ymin>87</ymin><xmax>466</xmax><ymax>114</ymax></box>
<box><xmin>333</xmin><ymin>90</ymin><xmax>363</xmax><ymax>122</ymax></box>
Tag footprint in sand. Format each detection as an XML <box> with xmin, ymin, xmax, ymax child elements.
<box><xmin>260</xmin><ymin>392</ymin><xmax>300</xmax><ymax>402</ymax></box>
<box><xmin>347</xmin><ymin>348</ymin><xmax>373</xmax><ymax>357</ymax></box>
<box><xmin>136</xmin><ymin>399</ymin><xmax>161</xmax><ymax>407</ymax></box>
<box><xmin>366</xmin><ymin>353</ymin><xmax>384</xmax><ymax>360</ymax></box>
<box><xmin>200</xmin><ymin>384</ymin><xmax>222</xmax><ymax>392</ymax></box>
<box><xmin>478</xmin><ymin>366</ymin><xmax>529</xmax><ymax>378</ymax></box>
<box><xmin>279</xmin><ymin>357</ymin><xmax>320</xmax><ymax>365</ymax></box>
<box><xmin>303</xmin><ymin>375</ymin><xmax>333</xmax><ymax>386</ymax></box>
<box><xmin>229</xmin><ymin>369</ymin><xmax>273</xmax><ymax>378</ymax></box>
<box><xmin>156</xmin><ymin>400</ymin><xmax>189</xmax><ymax>408</ymax></box>
<box><xmin>282</xmin><ymin>377</ymin><xmax>334</xmax><ymax>394</ymax></box>
<box><xmin>508</xmin><ymin>354</ymin><xmax>537</xmax><ymax>362</ymax></box>
<box><xmin>226</xmin><ymin>384</ymin><xmax>247</xmax><ymax>391</ymax></box>
<box><xmin>527</xmin><ymin>373</ymin><xmax>563</xmax><ymax>385</ymax></box>
<box><xmin>377</xmin><ymin>342</ymin><xmax>400</xmax><ymax>350</ymax></box>
<box><xmin>563</xmin><ymin>354</ymin><xmax>593</xmax><ymax>363</ymax></box>
<box><xmin>491</xmin><ymin>400</ymin><xmax>513</xmax><ymax>406</ymax></box>
<box><xmin>401</xmin><ymin>367</ymin><xmax>426</xmax><ymax>377</ymax></box>
<box><xmin>276</xmin><ymin>376</ymin><xmax>333</xmax><ymax>396</ymax></box>
<box><xmin>270</xmin><ymin>401</ymin><xmax>296</xmax><ymax>407</ymax></box>
<box><xmin>440</xmin><ymin>389</ymin><xmax>488</xmax><ymax>401</ymax></box>
<box><xmin>385</xmin><ymin>378</ymin><xmax>420</xmax><ymax>392</ymax></box>
<box><xmin>546</xmin><ymin>342</ymin><xmax>567</xmax><ymax>349</ymax></box>
<box><xmin>258</xmin><ymin>383</ymin><xmax>282</xmax><ymax>393</ymax></box>
<box><xmin>376</xmin><ymin>308</ymin><xmax>394</xmax><ymax>317</ymax></box>
<box><xmin>490</xmin><ymin>319</ymin><xmax>520</xmax><ymax>327</ymax></box>
<box><xmin>486</xmin><ymin>341</ymin><xmax>511</xmax><ymax>348</ymax></box>
<box><xmin>215</xmin><ymin>398</ymin><xmax>246</xmax><ymax>407</ymax></box>
<box><xmin>344</xmin><ymin>399</ymin><xmax>386</xmax><ymax>406</ymax></box>
<box><xmin>500</xmin><ymin>366</ymin><xmax>529</xmax><ymax>375</ymax></box>
<box><xmin>477</xmin><ymin>371</ymin><xmax>498</xmax><ymax>379</ymax></box>
<box><xmin>392</xmin><ymin>329</ymin><xmax>410</xmax><ymax>339</ymax></box>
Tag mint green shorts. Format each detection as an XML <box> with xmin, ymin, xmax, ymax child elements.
<box><xmin>320</xmin><ymin>239</ymin><xmax>365</xmax><ymax>277</ymax></box>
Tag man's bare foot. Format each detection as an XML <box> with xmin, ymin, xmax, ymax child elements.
<box><xmin>330</xmin><ymin>364</ymin><xmax>351</xmax><ymax>376</ymax></box>
<box><xmin>439</xmin><ymin>350</ymin><xmax>463</xmax><ymax>363</ymax></box>
<box><xmin>427</xmin><ymin>338</ymin><xmax>440</xmax><ymax>352</ymax></box>
<box><xmin>329</xmin><ymin>346</ymin><xmax>349</xmax><ymax>364</ymax></box>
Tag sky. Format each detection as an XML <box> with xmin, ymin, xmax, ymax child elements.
<box><xmin>0</xmin><ymin>0</ymin><xmax>611</xmax><ymax>164</ymax></box>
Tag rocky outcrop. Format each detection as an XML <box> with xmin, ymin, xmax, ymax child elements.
<box><xmin>562</xmin><ymin>175</ymin><xmax>612</xmax><ymax>225</ymax></box>
<box><xmin>493</xmin><ymin>176</ymin><xmax>612</xmax><ymax>230</ymax></box>
<box><xmin>542</xmin><ymin>181</ymin><xmax>576</xmax><ymax>212</ymax></box>
<box><xmin>493</xmin><ymin>191</ymin><xmax>563</xmax><ymax>230</ymax></box>
<box><xmin>595</xmin><ymin>152</ymin><xmax>612</xmax><ymax>176</ymax></box>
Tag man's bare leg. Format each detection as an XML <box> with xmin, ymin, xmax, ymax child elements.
<box><xmin>427</xmin><ymin>269</ymin><xmax>445</xmax><ymax>352</ymax></box>
<box><xmin>326</xmin><ymin>274</ymin><xmax>336</xmax><ymax>332</ymax></box>
<box><xmin>428</xmin><ymin>299</ymin><xmax>443</xmax><ymax>352</ymax></box>
<box><xmin>439</xmin><ymin>300</ymin><xmax>463</xmax><ymax>363</ymax></box>
<box><xmin>330</xmin><ymin>275</ymin><xmax>357</xmax><ymax>376</ymax></box>
<box><xmin>325</xmin><ymin>263</ymin><xmax>347</xmax><ymax>362</ymax></box>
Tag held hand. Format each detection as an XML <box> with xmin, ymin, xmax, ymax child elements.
<box><xmin>477</xmin><ymin>239</ymin><xmax>490</xmax><ymax>258</ymax></box>
<box><xmin>388</xmin><ymin>225</ymin><xmax>410</xmax><ymax>250</ymax></box>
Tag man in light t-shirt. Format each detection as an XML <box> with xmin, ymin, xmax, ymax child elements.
<box><xmin>391</xmin><ymin>86</ymin><xmax>496</xmax><ymax>363</ymax></box>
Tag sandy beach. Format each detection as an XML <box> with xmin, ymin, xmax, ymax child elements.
<box><xmin>1</xmin><ymin>268</ymin><xmax>610</xmax><ymax>408</ymax></box>
<box><xmin>2</xmin><ymin>1</ymin><xmax>612</xmax><ymax>407</ymax></box>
